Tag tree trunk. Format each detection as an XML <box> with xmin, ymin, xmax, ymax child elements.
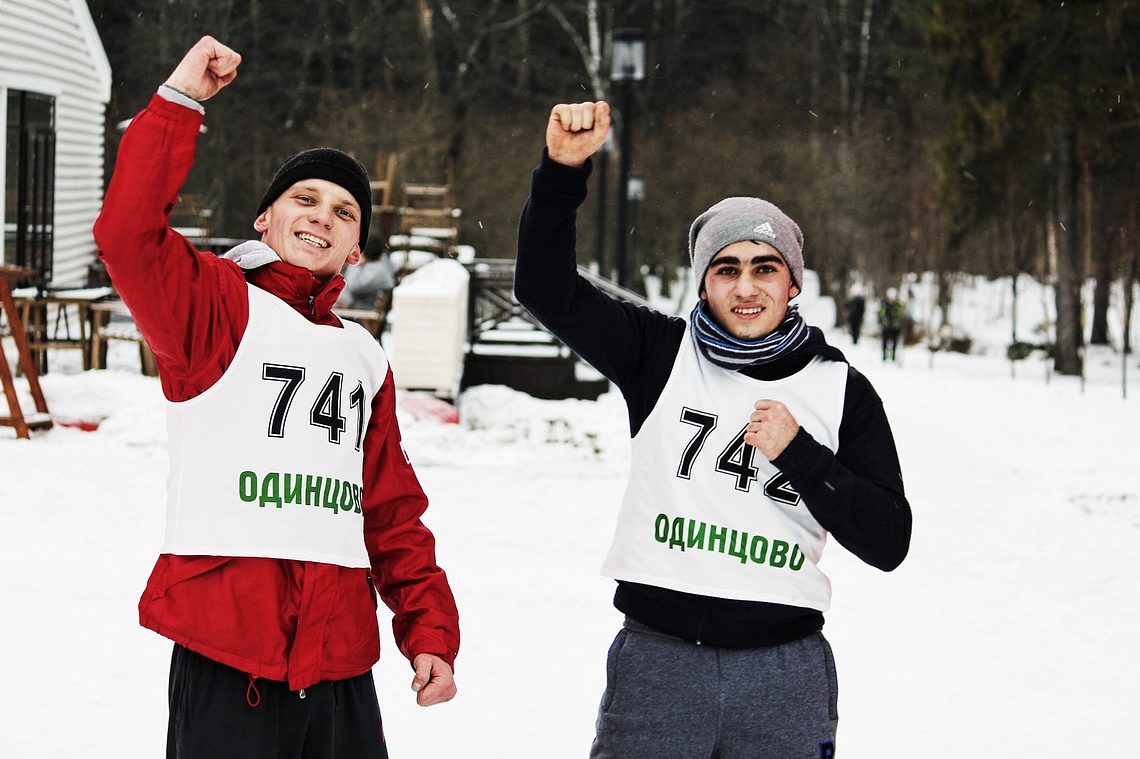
<box><xmin>936</xmin><ymin>269</ymin><xmax>954</xmax><ymax>331</ymax></box>
<box><xmin>1053</xmin><ymin>122</ymin><xmax>1084</xmax><ymax>376</ymax></box>
<box><xmin>1010</xmin><ymin>273</ymin><xmax>1019</xmax><ymax>345</ymax></box>
<box><xmin>1122</xmin><ymin>207</ymin><xmax>1139</xmax><ymax>358</ymax></box>
<box><xmin>1083</xmin><ymin>142</ymin><xmax>1111</xmax><ymax>346</ymax></box>
<box><xmin>1124</xmin><ymin>271</ymin><xmax>1135</xmax><ymax>358</ymax></box>
<box><xmin>1089</xmin><ymin>257</ymin><xmax>1112</xmax><ymax>346</ymax></box>
<box><xmin>515</xmin><ymin>0</ymin><xmax>531</xmax><ymax>93</ymax></box>
<box><xmin>415</xmin><ymin>0</ymin><xmax>440</xmax><ymax>113</ymax></box>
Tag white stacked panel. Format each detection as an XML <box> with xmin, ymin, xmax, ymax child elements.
<box><xmin>389</xmin><ymin>258</ymin><xmax>470</xmax><ymax>397</ymax></box>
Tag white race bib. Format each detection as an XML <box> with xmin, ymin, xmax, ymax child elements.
<box><xmin>162</xmin><ymin>285</ymin><xmax>387</xmax><ymax>568</ymax></box>
<box><xmin>601</xmin><ymin>328</ymin><xmax>847</xmax><ymax>610</ymax></box>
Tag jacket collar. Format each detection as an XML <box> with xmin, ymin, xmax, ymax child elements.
<box><xmin>223</xmin><ymin>240</ymin><xmax>345</xmax><ymax>321</ymax></box>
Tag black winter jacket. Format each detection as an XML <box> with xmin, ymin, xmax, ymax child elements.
<box><xmin>515</xmin><ymin>152</ymin><xmax>911</xmax><ymax>647</ymax></box>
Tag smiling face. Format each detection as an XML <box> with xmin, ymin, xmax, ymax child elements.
<box><xmin>700</xmin><ymin>240</ymin><xmax>801</xmax><ymax>341</ymax></box>
<box><xmin>253</xmin><ymin>178</ymin><xmax>362</xmax><ymax>280</ymax></box>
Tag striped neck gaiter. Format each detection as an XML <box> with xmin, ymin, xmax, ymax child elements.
<box><xmin>689</xmin><ymin>299</ymin><xmax>810</xmax><ymax>370</ymax></box>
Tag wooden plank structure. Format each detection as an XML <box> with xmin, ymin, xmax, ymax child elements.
<box><xmin>0</xmin><ymin>266</ymin><xmax>52</xmax><ymax>438</ymax></box>
<box><xmin>394</xmin><ymin>182</ymin><xmax>462</xmax><ymax>255</ymax></box>
<box><xmin>370</xmin><ymin>154</ymin><xmax>401</xmax><ymax>247</ymax></box>
<box><xmin>372</xmin><ymin>155</ymin><xmax>463</xmax><ymax>266</ymax></box>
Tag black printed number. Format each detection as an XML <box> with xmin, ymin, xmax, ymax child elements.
<box><xmin>676</xmin><ymin>406</ymin><xmax>794</xmax><ymax>502</ymax></box>
<box><xmin>263</xmin><ymin>364</ymin><xmax>305</xmax><ymax>438</ymax></box>
<box><xmin>311</xmin><ymin>373</ymin><xmax>346</xmax><ymax>444</ymax></box>
<box><xmin>262</xmin><ymin>363</ymin><xmax>365</xmax><ymax>450</ymax></box>
<box><xmin>349</xmin><ymin>381</ymin><xmax>366</xmax><ymax>451</ymax></box>
<box><xmin>714</xmin><ymin>426</ymin><xmax>759</xmax><ymax>492</ymax></box>
<box><xmin>763</xmin><ymin>472</ymin><xmax>801</xmax><ymax>506</ymax></box>
<box><xmin>677</xmin><ymin>407</ymin><xmax>717</xmax><ymax>479</ymax></box>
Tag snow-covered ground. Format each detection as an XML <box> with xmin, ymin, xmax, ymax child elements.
<box><xmin>1</xmin><ymin>272</ymin><xmax>1137</xmax><ymax>757</ymax></box>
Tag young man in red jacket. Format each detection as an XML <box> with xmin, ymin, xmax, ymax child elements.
<box><xmin>93</xmin><ymin>36</ymin><xmax>459</xmax><ymax>758</ymax></box>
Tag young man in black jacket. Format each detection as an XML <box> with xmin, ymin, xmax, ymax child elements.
<box><xmin>515</xmin><ymin>101</ymin><xmax>911</xmax><ymax>759</ymax></box>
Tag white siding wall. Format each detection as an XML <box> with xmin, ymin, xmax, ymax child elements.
<box><xmin>0</xmin><ymin>0</ymin><xmax>111</xmax><ymax>286</ymax></box>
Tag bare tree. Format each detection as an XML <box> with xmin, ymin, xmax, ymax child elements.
<box><xmin>547</xmin><ymin>0</ymin><xmax>608</xmax><ymax>100</ymax></box>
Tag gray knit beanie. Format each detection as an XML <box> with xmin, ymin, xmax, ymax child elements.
<box><xmin>257</xmin><ymin>148</ymin><xmax>372</xmax><ymax>249</ymax></box>
<box><xmin>688</xmin><ymin>197</ymin><xmax>804</xmax><ymax>292</ymax></box>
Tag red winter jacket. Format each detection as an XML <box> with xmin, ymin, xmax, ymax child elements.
<box><xmin>92</xmin><ymin>93</ymin><xmax>459</xmax><ymax>691</ymax></box>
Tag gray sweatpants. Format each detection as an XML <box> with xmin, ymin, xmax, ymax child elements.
<box><xmin>589</xmin><ymin>618</ymin><xmax>839</xmax><ymax>759</ymax></box>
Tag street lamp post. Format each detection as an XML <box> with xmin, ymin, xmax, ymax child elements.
<box><xmin>611</xmin><ymin>27</ymin><xmax>645</xmax><ymax>292</ymax></box>
<box><xmin>626</xmin><ymin>173</ymin><xmax>645</xmax><ymax>291</ymax></box>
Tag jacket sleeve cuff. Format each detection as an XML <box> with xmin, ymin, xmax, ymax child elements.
<box><xmin>771</xmin><ymin>427</ymin><xmax>827</xmax><ymax>482</ymax></box>
<box><xmin>157</xmin><ymin>84</ymin><xmax>206</xmax><ymax>115</ymax></box>
<box><xmin>531</xmin><ymin>149</ymin><xmax>593</xmax><ymax>200</ymax></box>
<box><xmin>401</xmin><ymin>623</ymin><xmax>458</xmax><ymax>671</ymax></box>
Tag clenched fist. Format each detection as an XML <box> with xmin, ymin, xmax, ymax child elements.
<box><xmin>546</xmin><ymin>101</ymin><xmax>611</xmax><ymax>168</ymax></box>
<box><xmin>164</xmin><ymin>35</ymin><xmax>242</xmax><ymax>102</ymax></box>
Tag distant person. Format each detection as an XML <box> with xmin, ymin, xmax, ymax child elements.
<box><xmin>341</xmin><ymin>236</ymin><xmax>397</xmax><ymax>336</ymax></box>
<box><xmin>904</xmin><ymin>286</ymin><xmax>919</xmax><ymax>343</ymax></box>
<box><xmin>92</xmin><ymin>36</ymin><xmax>458</xmax><ymax>758</ymax></box>
<box><xmin>845</xmin><ymin>286</ymin><xmax>866</xmax><ymax>345</ymax></box>
<box><xmin>879</xmin><ymin>287</ymin><xmax>906</xmax><ymax>362</ymax></box>
<box><xmin>516</xmin><ymin>100</ymin><xmax>911</xmax><ymax>759</ymax></box>
<box><xmin>342</xmin><ymin>235</ymin><xmax>397</xmax><ymax>311</ymax></box>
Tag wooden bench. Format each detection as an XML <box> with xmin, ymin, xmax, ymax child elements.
<box><xmin>9</xmin><ymin>286</ymin><xmax>114</xmax><ymax>373</ymax></box>
<box><xmin>335</xmin><ymin>290</ymin><xmax>391</xmax><ymax>339</ymax></box>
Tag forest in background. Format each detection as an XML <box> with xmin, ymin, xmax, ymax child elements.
<box><xmin>85</xmin><ymin>0</ymin><xmax>1140</xmax><ymax>375</ymax></box>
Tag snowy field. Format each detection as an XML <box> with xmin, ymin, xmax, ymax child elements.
<box><xmin>1</xmin><ymin>272</ymin><xmax>1137</xmax><ymax>758</ymax></box>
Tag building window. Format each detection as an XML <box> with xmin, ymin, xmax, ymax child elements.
<box><xmin>5</xmin><ymin>90</ymin><xmax>56</xmax><ymax>289</ymax></box>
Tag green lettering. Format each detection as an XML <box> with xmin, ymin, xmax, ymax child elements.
<box><xmin>686</xmin><ymin>520</ymin><xmax>706</xmax><ymax>550</ymax></box>
<box><xmin>340</xmin><ymin>479</ymin><xmax>354</xmax><ymax>514</ymax></box>
<box><xmin>728</xmin><ymin>530</ymin><xmax>749</xmax><ymax>563</ymax></box>
<box><xmin>708</xmin><ymin>524</ymin><xmax>728</xmax><ymax>553</ymax></box>
<box><xmin>789</xmin><ymin>543</ymin><xmax>805</xmax><ymax>571</ymax></box>
<box><xmin>322</xmin><ymin>478</ymin><xmax>341</xmax><ymax>514</ymax></box>
<box><xmin>283</xmin><ymin>473</ymin><xmax>302</xmax><ymax>504</ymax></box>
<box><xmin>770</xmin><ymin>540</ymin><xmax>790</xmax><ymax>568</ymax></box>
<box><xmin>238</xmin><ymin>471</ymin><xmax>257</xmax><ymax>502</ymax></box>
<box><xmin>259</xmin><ymin>472</ymin><xmax>282</xmax><ymax>509</ymax></box>
<box><xmin>668</xmin><ymin>517</ymin><xmax>686</xmax><ymax>550</ymax></box>
<box><xmin>305</xmin><ymin>475</ymin><xmax>323</xmax><ymax>507</ymax></box>
<box><xmin>750</xmin><ymin>534</ymin><xmax>769</xmax><ymax>564</ymax></box>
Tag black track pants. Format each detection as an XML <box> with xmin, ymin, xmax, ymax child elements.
<box><xmin>167</xmin><ymin>644</ymin><xmax>389</xmax><ymax>759</ymax></box>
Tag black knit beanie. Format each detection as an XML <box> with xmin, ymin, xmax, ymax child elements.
<box><xmin>256</xmin><ymin>148</ymin><xmax>372</xmax><ymax>249</ymax></box>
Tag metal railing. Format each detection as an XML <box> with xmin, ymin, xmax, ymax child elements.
<box><xmin>465</xmin><ymin>258</ymin><xmax>651</xmax><ymax>348</ymax></box>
